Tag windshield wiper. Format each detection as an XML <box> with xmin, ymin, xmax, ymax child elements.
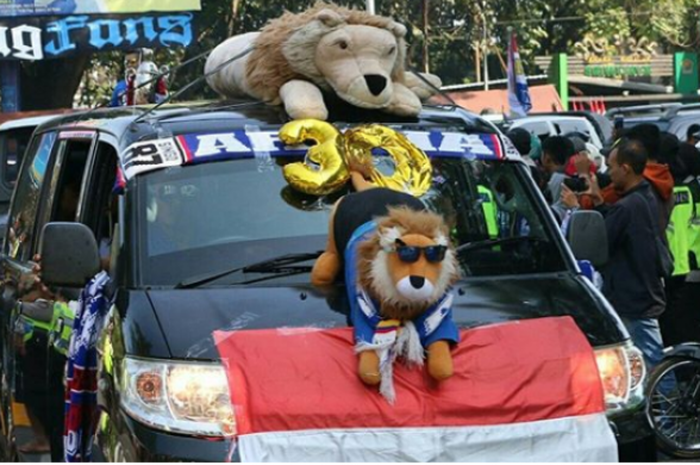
<box><xmin>241</xmin><ymin>251</ymin><xmax>323</xmax><ymax>273</ymax></box>
<box><xmin>174</xmin><ymin>251</ymin><xmax>323</xmax><ymax>289</ymax></box>
<box><xmin>456</xmin><ymin>236</ymin><xmax>546</xmax><ymax>254</ymax></box>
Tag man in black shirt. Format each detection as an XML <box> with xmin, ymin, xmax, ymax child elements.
<box><xmin>563</xmin><ymin>139</ymin><xmax>667</xmax><ymax>368</ymax></box>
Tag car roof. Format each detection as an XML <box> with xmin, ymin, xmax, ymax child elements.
<box><xmin>511</xmin><ymin>115</ymin><xmax>588</xmax><ymax>123</ymax></box>
<box><xmin>606</xmin><ymin>103</ymin><xmax>682</xmax><ymax>118</ymax></box>
<box><xmin>0</xmin><ymin>113</ymin><xmax>70</xmax><ymax>131</ymax></box>
<box><xmin>36</xmin><ymin>99</ymin><xmax>499</xmax><ymax>153</ymax></box>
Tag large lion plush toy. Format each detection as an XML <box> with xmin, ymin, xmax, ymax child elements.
<box><xmin>312</xmin><ymin>187</ymin><xmax>460</xmax><ymax>403</ymax></box>
<box><xmin>205</xmin><ymin>2</ymin><xmax>442</xmax><ymax>120</ymax></box>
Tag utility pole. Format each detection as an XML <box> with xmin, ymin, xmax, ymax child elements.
<box><xmin>481</xmin><ymin>7</ymin><xmax>489</xmax><ymax>90</ymax></box>
<box><xmin>422</xmin><ymin>0</ymin><xmax>430</xmax><ymax>73</ymax></box>
<box><xmin>366</xmin><ymin>0</ymin><xmax>375</xmax><ymax>15</ymax></box>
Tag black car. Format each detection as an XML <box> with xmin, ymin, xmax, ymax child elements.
<box><xmin>0</xmin><ymin>101</ymin><xmax>654</xmax><ymax>461</ymax></box>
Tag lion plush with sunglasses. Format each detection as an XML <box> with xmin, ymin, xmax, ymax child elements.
<box><xmin>312</xmin><ymin>188</ymin><xmax>460</xmax><ymax>402</ymax></box>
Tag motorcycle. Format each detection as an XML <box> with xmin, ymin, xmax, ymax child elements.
<box><xmin>646</xmin><ymin>342</ymin><xmax>700</xmax><ymax>459</ymax></box>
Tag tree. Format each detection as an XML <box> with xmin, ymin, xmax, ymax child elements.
<box><xmin>20</xmin><ymin>55</ymin><xmax>91</xmax><ymax>110</ymax></box>
<box><xmin>32</xmin><ymin>0</ymin><xmax>700</xmax><ymax>108</ymax></box>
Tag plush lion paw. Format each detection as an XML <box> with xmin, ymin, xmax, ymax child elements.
<box><xmin>280</xmin><ymin>80</ymin><xmax>329</xmax><ymax>121</ymax></box>
<box><xmin>427</xmin><ymin>340</ymin><xmax>453</xmax><ymax>381</ymax></box>
<box><xmin>311</xmin><ymin>251</ymin><xmax>341</xmax><ymax>286</ymax></box>
<box><xmin>358</xmin><ymin>351</ymin><xmax>381</xmax><ymax>385</ymax></box>
<box><xmin>404</xmin><ymin>72</ymin><xmax>442</xmax><ymax>101</ymax></box>
<box><xmin>385</xmin><ymin>83</ymin><xmax>421</xmax><ymax>117</ymax></box>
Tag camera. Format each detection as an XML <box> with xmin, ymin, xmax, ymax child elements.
<box><xmin>563</xmin><ymin>176</ymin><xmax>588</xmax><ymax>193</ymax></box>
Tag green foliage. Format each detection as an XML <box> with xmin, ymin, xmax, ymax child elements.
<box><xmin>73</xmin><ymin>0</ymin><xmax>700</xmax><ymax>105</ymax></box>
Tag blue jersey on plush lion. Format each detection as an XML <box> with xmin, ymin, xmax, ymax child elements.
<box><xmin>205</xmin><ymin>2</ymin><xmax>441</xmax><ymax>120</ymax></box>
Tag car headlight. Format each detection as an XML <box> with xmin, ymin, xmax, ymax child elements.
<box><xmin>594</xmin><ymin>343</ymin><xmax>646</xmax><ymax>414</ymax></box>
<box><xmin>119</xmin><ymin>357</ymin><xmax>236</xmax><ymax>437</ymax></box>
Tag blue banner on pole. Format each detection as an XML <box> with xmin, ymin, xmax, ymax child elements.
<box><xmin>507</xmin><ymin>31</ymin><xmax>532</xmax><ymax>117</ymax></box>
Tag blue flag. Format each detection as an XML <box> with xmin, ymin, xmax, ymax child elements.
<box><xmin>507</xmin><ymin>31</ymin><xmax>532</xmax><ymax>117</ymax></box>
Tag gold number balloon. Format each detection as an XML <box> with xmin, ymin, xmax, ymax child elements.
<box><xmin>279</xmin><ymin>119</ymin><xmax>349</xmax><ymax>196</ymax></box>
<box><xmin>344</xmin><ymin>125</ymin><xmax>432</xmax><ymax>197</ymax></box>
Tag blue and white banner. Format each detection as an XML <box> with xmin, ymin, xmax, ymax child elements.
<box><xmin>119</xmin><ymin>129</ymin><xmax>507</xmax><ymax>180</ymax></box>
<box><xmin>507</xmin><ymin>31</ymin><xmax>532</xmax><ymax>118</ymax></box>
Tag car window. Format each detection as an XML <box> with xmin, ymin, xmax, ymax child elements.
<box><xmin>136</xmin><ymin>155</ymin><xmax>567</xmax><ymax>286</ymax></box>
<box><xmin>556</xmin><ymin>119</ymin><xmax>590</xmax><ymax>136</ymax></box>
<box><xmin>80</xmin><ymin>142</ymin><xmax>120</xmax><ymax>275</ymax></box>
<box><xmin>5</xmin><ymin>131</ymin><xmax>56</xmax><ymax>260</ymax></box>
<box><xmin>516</xmin><ymin>121</ymin><xmax>551</xmax><ymax>139</ymax></box>
<box><xmin>43</xmin><ymin>139</ymin><xmax>92</xmax><ymax>222</ymax></box>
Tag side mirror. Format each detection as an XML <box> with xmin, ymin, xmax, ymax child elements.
<box><xmin>40</xmin><ymin>222</ymin><xmax>100</xmax><ymax>287</ymax></box>
<box><xmin>566</xmin><ymin>210</ymin><xmax>608</xmax><ymax>267</ymax></box>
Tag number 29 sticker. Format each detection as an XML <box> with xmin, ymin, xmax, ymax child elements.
<box><xmin>121</xmin><ymin>138</ymin><xmax>184</xmax><ymax>180</ymax></box>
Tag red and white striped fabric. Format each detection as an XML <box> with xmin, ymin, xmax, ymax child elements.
<box><xmin>214</xmin><ymin>317</ymin><xmax>617</xmax><ymax>462</ymax></box>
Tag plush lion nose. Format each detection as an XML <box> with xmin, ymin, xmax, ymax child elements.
<box><xmin>409</xmin><ymin>275</ymin><xmax>425</xmax><ymax>289</ymax></box>
<box><xmin>364</xmin><ymin>74</ymin><xmax>387</xmax><ymax>96</ymax></box>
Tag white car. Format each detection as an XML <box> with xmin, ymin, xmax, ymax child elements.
<box><xmin>508</xmin><ymin>115</ymin><xmax>604</xmax><ymax>149</ymax></box>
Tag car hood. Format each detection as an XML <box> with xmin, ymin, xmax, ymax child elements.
<box><xmin>145</xmin><ymin>273</ymin><xmax>626</xmax><ymax>360</ymax></box>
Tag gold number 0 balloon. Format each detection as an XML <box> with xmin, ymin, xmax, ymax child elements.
<box><xmin>344</xmin><ymin>125</ymin><xmax>432</xmax><ymax>197</ymax></box>
<box><xmin>280</xmin><ymin>119</ymin><xmax>349</xmax><ymax>196</ymax></box>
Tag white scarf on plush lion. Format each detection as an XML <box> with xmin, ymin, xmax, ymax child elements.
<box><xmin>355</xmin><ymin>294</ymin><xmax>424</xmax><ymax>404</ymax></box>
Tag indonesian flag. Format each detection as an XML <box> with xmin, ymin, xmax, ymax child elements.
<box><xmin>214</xmin><ymin>317</ymin><xmax>617</xmax><ymax>462</ymax></box>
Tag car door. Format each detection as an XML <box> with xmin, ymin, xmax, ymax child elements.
<box><xmin>0</xmin><ymin>129</ymin><xmax>96</xmax><ymax>459</ymax></box>
<box><xmin>0</xmin><ymin>130</ymin><xmax>58</xmax><ymax>459</ymax></box>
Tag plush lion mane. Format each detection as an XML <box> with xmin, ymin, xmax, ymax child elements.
<box><xmin>245</xmin><ymin>1</ymin><xmax>408</xmax><ymax>104</ymax></box>
<box><xmin>357</xmin><ymin>207</ymin><xmax>459</xmax><ymax>321</ymax></box>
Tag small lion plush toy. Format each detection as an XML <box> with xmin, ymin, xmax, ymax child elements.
<box><xmin>205</xmin><ymin>2</ymin><xmax>442</xmax><ymax>120</ymax></box>
<box><xmin>312</xmin><ymin>188</ymin><xmax>460</xmax><ymax>403</ymax></box>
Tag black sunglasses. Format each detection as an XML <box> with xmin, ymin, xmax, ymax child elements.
<box><xmin>392</xmin><ymin>239</ymin><xmax>447</xmax><ymax>263</ymax></box>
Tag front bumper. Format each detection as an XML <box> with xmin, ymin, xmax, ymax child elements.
<box><xmin>608</xmin><ymin>402</ymin><xmax>656</xmax><ymax>462</ymax></box>
<box><xmin>98</xmin><ymin>404</ymin><xmax>655</xmax><ymax>462</ymax></box>
<box><xmin>96</xmin><ymin>412</ymin><xmax>234</xmax><ymax>462</ymax></box>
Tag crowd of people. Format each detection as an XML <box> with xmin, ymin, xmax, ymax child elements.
<box><xmin>506</xmin><ymin>123</ymin><xmax>700</xmax><ymax>370</ymax></box>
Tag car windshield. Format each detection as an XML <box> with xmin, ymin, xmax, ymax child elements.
<box><xmin>135</xmin><ymin>148</ymin><xmax>568</xmax><ymax>286</ymax></box>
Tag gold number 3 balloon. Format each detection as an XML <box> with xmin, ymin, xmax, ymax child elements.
<box><xmin>279</xmin><ymin>120</ymin><xmax>432</xmax><ymax>197</ymax></box>
<box><xmin>279</xmin><ymin>119</ymin><xmax>349</xmax><ymax>196</ymax></box>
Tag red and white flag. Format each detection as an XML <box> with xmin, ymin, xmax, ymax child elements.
<box><xmin>214</xmin><ymin>317</ymin><xmax>617</xmax><ymax>462</ymax></box>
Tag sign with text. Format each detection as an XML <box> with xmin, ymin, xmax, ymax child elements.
<box><xmin>0</xmin><ymin>0</ymin><xmax>201</xmax><ymax>18</ymax></box>
<box><xmin>535</xmin><ymin>54</ymin><xmax>674</xmax><ymax>79</ymax></box>
<box><xmin>0</xmin><ymin>13</ymin><xmax>195</xmax><ymax>60</ymax></box>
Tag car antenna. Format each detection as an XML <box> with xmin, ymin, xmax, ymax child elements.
<box><xmin>131</xmin><ymin>45</ymin><xmax>256</xmax><ymax>126</ymax></box>
<box><xmin>407</xmin><ymin>67</ymin><xmax>460</xmax><ymax>110</ymax></box>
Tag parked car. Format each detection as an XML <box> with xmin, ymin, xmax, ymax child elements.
<box><xmin>606</xmin><ymin>103</ymin><xmax>682</xmax><ymax>131</ymax></box>
<box><xmin>660</xmin><ymin>106</ymin><xmax>700</xmax><ymax>142</ymax></box>
<box><xmin>0</xmin><ymin>100</ymin><xmax>654</xmax><ymax>461</ymax></box>
<box><xmin>505</xmin><ymin>113</ymin><xmax>606</xmax><ymax>148</ymax></box>
<box><xmin>606</xmin><ymin>103</ymin><xmax>700</xmax><ymax>141</ymax></box>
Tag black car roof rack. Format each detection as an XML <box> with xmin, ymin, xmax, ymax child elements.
<box><xmin>663</xmin><ymin>103</ymin><xmax>700</xmax><ymax>119</ymax></box>
<box><xmin>606</xmin><ymin>103</ymin><xmax>681</xmax><ymax>118</ymax></box>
